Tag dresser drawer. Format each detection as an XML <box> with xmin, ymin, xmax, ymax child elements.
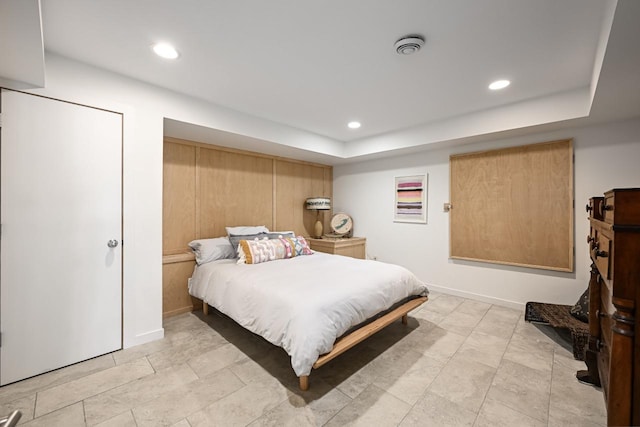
<box><xmin>587</xmin><ymin>197</ymin><xmax>604</xmax><ymax>220</ymax></box>
<box><xmin>601</xmin><ymin>188</ymin><xmax>640</xmax><ymax>224</ymax></box>
<box><xmin>308</xmin><ymin>237</ymin><xmax>366</xmax><ymax>259</ymax></box>
<box><xmin>601</xmin><ymin>193</ymin><xmax>615</xmax><ymax>224</ymax></box>
<box><xmin>599</xmin><ymin>277</ymin><xmax>614</xmax><ymax>348</ymax></box>
<box><xmin>592</xmin><ymin>234</ymin><xmax>612</xmax><ymax>280</ymax></box>
<box><xmin>597</xmin><ymin>274</ymin><xmax>613</xmax><ymax>400</ymax></box>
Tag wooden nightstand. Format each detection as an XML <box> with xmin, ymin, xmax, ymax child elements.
<box><xmin>307</xmin><ymin>237</ymin><xmax>366</xmax><ymax>259</ymax></box>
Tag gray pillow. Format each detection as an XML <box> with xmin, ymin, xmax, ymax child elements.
<box><xmin>228</xmin><ymin>231</ymin><xmax>295</xmax><ymax>254</ymax></box>
<box><xmin>188</xmin><ymin>237</ymin><xmax>236</xmax><ymax>265</ymax></box>
<box><xmin>225</xmin><ymin>225</ymin><xmax>269</xmax><ymax>236</ymax></box>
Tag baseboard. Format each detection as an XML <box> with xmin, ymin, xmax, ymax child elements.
<box><xmin>124</xmin><ymin>328</ymin><xmax>164</xmax><ymax>349</ymax></box>
<box><xmin>163</xmin><ymin>306</ymin><xmax>193</xmax><ymax>318</ymax></box>
<box><xmin>427</xmin><ymin>284</ymin><xmax>525</xmax><ymax>311</ymax></box>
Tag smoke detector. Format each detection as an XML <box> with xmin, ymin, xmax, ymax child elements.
<box><xmin>394</xmin><ymin>35</ymin><xmax>425</xmax><ymax>55</ymax></box>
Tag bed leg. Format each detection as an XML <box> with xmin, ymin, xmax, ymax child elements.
<box><xmin>401</xmin><ymin>314</ymin><xmax>408</xmax><ymax>325</ymax></box>
<box><xmin>203</xmin><ymin>301</ymin><xmax>209</xmax><ymax>316</ymax></box>
<box><xmin>299</xmin><ymin>375</ymin><xmax>309</xmax><ymax>391</ymax></box>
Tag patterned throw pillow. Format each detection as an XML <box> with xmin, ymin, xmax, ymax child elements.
<box><xmin>288</xmin><ymin>236</ymin><xmax>313</xmax><ymax>256</ymax></box>
<box><xmin>570</xmin><ymin>288</ymin><xmax>589</xmax><ymax>323</ymax></box>
<box><xmin>237</xmin><ymin>236</ymin><xmax>313</xmax><ymax>264</ymax></box>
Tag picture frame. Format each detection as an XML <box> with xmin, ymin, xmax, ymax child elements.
<box><xmin>394</xmin><ymin>174</ymin><xmax>427</xmax><ymax>223</ymax></box>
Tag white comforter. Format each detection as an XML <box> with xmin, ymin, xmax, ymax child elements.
<box><xmin>188</xmin><ymin>252</ymin><xmax>429</xmax><ymax>376</ymax></box>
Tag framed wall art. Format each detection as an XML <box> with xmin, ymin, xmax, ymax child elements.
<box><xmin>394</xmin><ymin>174</ymin><xmax>427</xmax><ymax>223</ymax></box>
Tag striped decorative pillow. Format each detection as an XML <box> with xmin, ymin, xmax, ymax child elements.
<box><xmin>237</xmin><ymin>236</ymin><xmax>313</xmax><ymax>265</ymax></box>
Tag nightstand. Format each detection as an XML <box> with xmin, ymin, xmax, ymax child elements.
<box><xmin>307</xmin><ymin>237</ymin><xmax>366</xmax><ymax>259</ymax></box>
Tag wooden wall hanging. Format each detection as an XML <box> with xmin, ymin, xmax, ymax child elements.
<box><xmin>162</xmin><ymin>136</ymin><xmax>332</xmax><ymax>317</ymax></box>
<box><xmin>449</xmin><ymin>139</ymin><xmax>574</xmax><ymax>272</ymax></box>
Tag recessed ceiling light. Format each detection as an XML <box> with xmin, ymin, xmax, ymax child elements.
<box><xmin>153</xmin><ymin>43</ymin><xmax>179</xmax><ymax>59</ymax></box>
<box><xmin>489</xmin><ymin>79</ymin><xmax>510</xmax><ymax>90</ymax></box>
<box><xmin>347</xmin><ymin>121</ymin><xmax>361</xmax><ymax>129</ymax></box>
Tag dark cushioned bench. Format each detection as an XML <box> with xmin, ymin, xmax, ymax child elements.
<box><xmin>524</xmin><ymin>302</ymin><xmax>589</xmax><ymax>361</ymax></box>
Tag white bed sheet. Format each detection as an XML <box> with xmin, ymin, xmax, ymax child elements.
<box><xmin>188</xmin><ymin>251</ymin><xmax>429</xmax><ymax>376</ymax></box>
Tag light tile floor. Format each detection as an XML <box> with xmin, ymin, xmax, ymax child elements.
<box><xmin>0</xmin><ymin>291</ymin><xmax>606</xmax><ymax>426</ymax></box>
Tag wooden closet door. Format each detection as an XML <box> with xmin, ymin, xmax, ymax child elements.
<box><xmin>0</xmin><ymin>90</ymin><xmax>122</xmax><ymax>385</ymax></box>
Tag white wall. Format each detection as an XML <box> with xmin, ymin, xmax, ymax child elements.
<box><xmin>23</xmin><ymin>53</ymin><xmax>340</xmax><ymax>348</ymax></box>
<box><xmin>334</xmin><ymin>118</ymin><xmax>640</xmax><ymax>309</ymax></box>
<box><xmin>19</xmin><ymin>51</ymin><xmax>640</xmax><ymax>347</ymax></box>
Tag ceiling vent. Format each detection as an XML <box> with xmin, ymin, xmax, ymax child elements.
<box><xmin>394</xmin><ymin>35</ymin><xmax>425</xmax><ymax>55</ymax></box>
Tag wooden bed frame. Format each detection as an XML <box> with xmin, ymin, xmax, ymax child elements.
<box><xmin>202</xmin><ymin>295</ymin><xmax>428</xmax><ymax>391</ymax></box>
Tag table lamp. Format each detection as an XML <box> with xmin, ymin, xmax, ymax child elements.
<box><xmin>305</xmin><ymin>197</ymin><xmax>331</xmax><ymax>238</ymax></box>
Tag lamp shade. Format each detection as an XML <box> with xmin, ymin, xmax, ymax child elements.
<box><xmin>305</xmin><ymin>197</ymin><xmax>331</xmax><ymax>210</ymax></box>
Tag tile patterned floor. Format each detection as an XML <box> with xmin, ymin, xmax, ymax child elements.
<box><xmin>0</xmin><ymin>291</ymin><xmax>606</xmax><ymax>426</ymax></box>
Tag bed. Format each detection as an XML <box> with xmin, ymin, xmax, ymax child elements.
<box><xmin>187</xmin><ymin>234</ymin><xmax>429</xmax><ymax>390</ymax></box>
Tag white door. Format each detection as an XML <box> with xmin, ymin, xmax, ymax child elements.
<box><xmin>0</xmin><ymin>90</ymin><xmax>122</xmax><ymax>385</ymax></box>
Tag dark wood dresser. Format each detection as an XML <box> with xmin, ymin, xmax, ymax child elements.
<box><xmin>579</xmin><ymin>188</ymin><xmax>640</xmax><ymax>426</ymax></box>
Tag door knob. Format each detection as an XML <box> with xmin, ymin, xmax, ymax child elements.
<box><xmin>107</xmin><ymin>239</ymin><xmax>119</xmax><ymax>248</ymax></box>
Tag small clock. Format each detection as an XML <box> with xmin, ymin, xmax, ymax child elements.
<box><xmin>330</xmin><ymin>213</ymin><xmax>353</xmax><ymax>237</ymax></box>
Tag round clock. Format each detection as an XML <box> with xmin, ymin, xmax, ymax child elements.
<box><xmin>330</xmin><ymin>213</ymin><xmax>353</xmax><ymax>236</ymax></box>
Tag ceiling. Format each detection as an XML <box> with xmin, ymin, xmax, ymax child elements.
<box><xmin>2</xmin><ymin>0</ymin><xmax>638</xmax><ymax>163</ymax></box>
<box><xmin>38</xmin><ymin>0</ymin><xmax>636</xmax><ymax>144</ymax></box>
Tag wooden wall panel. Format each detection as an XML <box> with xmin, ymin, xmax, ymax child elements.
<box><xmin>162</xmin><ymin>137</ymin><xmax>332</xmax><ymax>316</ymax></box>
<box><xmin>199</xmin><ymin>149</ymin><xmax>274</xmax><ymax>238</ymax></box>
<box><xmin>163</xmin><ymin>142</ymin><xmax>196</xmax><ymax>254</ymax></box>
<box><xmin>162</xmin><ymin>260</ymin><xmax>197</xmax><ymax>318</ymax></box>
<box><xmin>275</xmin><ymin>160</ymin><xmax>332</xmax><ymax>235</ymax></box>
<box><xmin>450</xmin><ymin>139</ymin><xmax>573</xmax><ymax>271</ymax></box>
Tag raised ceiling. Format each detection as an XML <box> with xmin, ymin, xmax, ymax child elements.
<box><xmin>0</xmin><ymin>0</ymin><xmax>634</xmax><ymax>163</ymax></box>
<box><xmin>39</xmin><ymin>0</ymin><xmax>628</xmax><ymax>146</ymax></box>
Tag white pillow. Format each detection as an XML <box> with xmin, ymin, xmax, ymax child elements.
<box><xmin>188</xmin><ymin>237</ymin><xmax>236</xmax><ymax>265</ymax></box>
<box><xmin>225</xmin><ymin>225</ymin><xmax>270</xmax><ymax>236</ymax></box>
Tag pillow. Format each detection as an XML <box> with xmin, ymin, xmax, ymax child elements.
<box><xmin>228</xmin><ymin>231</ymin><xmax>295</xmax><ymax>253</ymax></box>
<box><xmin>225</xmin><ymin>225</ymin><xmax>269</xmax><ymax>236</ymax></box>
<box><xmin>570</xmin><ymin>288</ymin><xmax>589</xmax><ymax>323</ymax></box>
<box><xmin>286</xmin><ymin>235</ymin><xmax>313</xmax><ymax>257</ymax></box>
<box><xmin>188</xmin><ymin>237</ymin><xmax>235</xmax><ymax>265</ymax></box>
<box><xmin>237</xmin><ymin>236</ymin><xmax>313</xmax><ymax>265</ymax></box>
<box><xmin>270</xmin><ymin>230</ymin><xmax>295</xmax><ymax>237</ymax></box>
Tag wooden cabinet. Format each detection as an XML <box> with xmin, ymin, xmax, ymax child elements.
<box><xmin>308</xmin><ymin>237</ymin><xmax>366</xmax><ymax>259</ymax></box>
<box><xmin>579</xmin><ymin>188</ymin><xmax>640</xmax><ymax>426</ymax></box>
